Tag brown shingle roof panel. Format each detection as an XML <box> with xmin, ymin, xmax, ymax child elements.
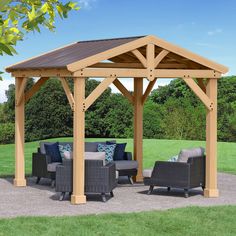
<box><xmin>7</xmin><ymin>36</ymin><xmax>145</xmax><ymax>71</ymax></box>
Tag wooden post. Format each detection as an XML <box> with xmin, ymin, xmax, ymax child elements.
<box><xmin>14</xmin><ymin>77</ymin><xmax>26</xmax><ymax>186</ymax></box>
<box><xmin>133</xmin><ymin>77</ymin><xmax>143</xmax><ymax>182</ymax></box>
<box><xmin>71</xmin><ymin>77</ymin><xmax>86</xmax><ymax>204</ymax></box>
<box><xmin>204</xmin><ymin>78</ymin><xmax>219</xmax><ymax>197</ymax></box>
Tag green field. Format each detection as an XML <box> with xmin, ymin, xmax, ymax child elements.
<box><xmin>0</xmin><ymin>206</ymin><xmax>236</xmax><ymax>236</ymax></box>
<box><xmin>0</xmin><ymin>137</ymin><xmax>236</xmax><ymax>176</ymax></box>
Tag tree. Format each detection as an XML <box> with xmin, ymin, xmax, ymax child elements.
<box><xmin>0</xmin><ymin>0</ymin><xmax>79</xmax><ymax>78</ymax></box>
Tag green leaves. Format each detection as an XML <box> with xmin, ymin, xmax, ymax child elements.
<box><xmin>0</xmin><ymin>1</ymin><xmax>80</xmax><ymax>56</ymax></box>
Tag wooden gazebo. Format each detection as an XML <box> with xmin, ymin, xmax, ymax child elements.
<box><xmin>6</xmin><ymin>35</ymin><xmax>228</xmax><ymax>204</ymax></box>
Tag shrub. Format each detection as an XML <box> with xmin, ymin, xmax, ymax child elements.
<box><xmin>0</xmin><ymin>123</ymin><xmax>15</xmax><ymax>144</ymax></box>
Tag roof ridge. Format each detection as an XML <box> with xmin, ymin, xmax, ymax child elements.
<box><xmin>76</xmin><ymin>35</ymin><xmax>147</xmax><ymax>43</ymax></box>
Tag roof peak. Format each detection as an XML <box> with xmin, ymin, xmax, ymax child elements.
<box><xmin>76</xmin><ymin>35</ymin><xmax>147</xmax><ymax>43</ymax></box>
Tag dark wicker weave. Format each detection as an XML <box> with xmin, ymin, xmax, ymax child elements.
<box><xmin>56</xmin><ymin>159</ymin><xmax>117</xmax><ymax>202</ymax></box>
<box><xmin>144</xmin><ymin>156</ymin><xmax>205</xmax><ymax>198</ymax></box>
<box><xmin>32</xmin><ymin>150</ymin><xmax>56</xmax><ymax>186</ymax></box>
<box><xmin>32</xmin><ymin>142</ymin><xmax>137</xmax><ymax>185</ymax></box>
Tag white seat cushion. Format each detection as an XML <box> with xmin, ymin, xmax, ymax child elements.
<box><xmin>47</xmin><ymin>162</ymin><xmax>61</xmax><ymax>172</ymax></box>
<box><xmin>85</xmin><ymin>152</ymin><xmax>106</xmax><ymax>165</ymax></box>
<box><xmin>143</xmin><ymin>168</ymin><xmax>153</xmax><ymax>178</ymax></box>
<box><xmin>178</xmin><ymin>147</ymin><xmax>205</xmax><ymax>162</ymax></box>
<box><xmin>116</xmin><ymin>171</ymin><xmax>119</xmax><ymax>179</ymax></box>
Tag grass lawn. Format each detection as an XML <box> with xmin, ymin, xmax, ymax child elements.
<box><xmin>0</xmin><ymin>206</ymin><xmax>236</xmax><ymax>236</ymax></box>
<box><xmin>0</xmin><ymin>138</ymin><xmax>236</xmax><ymax>176</ymax></box>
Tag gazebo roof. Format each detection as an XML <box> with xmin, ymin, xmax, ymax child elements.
<box><xmin>6</xmin><ymin>35</ymin><xmax>228</xmax><ymax>74</ymax></box>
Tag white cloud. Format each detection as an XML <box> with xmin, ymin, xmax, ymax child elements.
<box><xmin>0</xmin><ymin>78</ymin><xmax>14</xmax><ymax>103</ymax></box>
<box><xmin>78</xmin><ymin>0</ymin><xmax>96</xmax><ymax>9</ymax></box>
<box><xmin>207</xmin><ymin>28</ymin><xmax>222</xmax><ymax>36</ymax></box>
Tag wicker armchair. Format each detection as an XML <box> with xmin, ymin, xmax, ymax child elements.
<box><xmin>144</xmin><ymin>156</ymin><xmax>205</xmax><ymax>197</ymax></box>
<box><xmin>56</xmin><ymin>159</ymin><xmax>117</xmax><ymax>202</ymax></box>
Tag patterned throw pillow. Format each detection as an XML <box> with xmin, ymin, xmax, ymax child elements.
<box><xmin>59</xmin><ymin>144</ymin><xmax>73</xmax><ymax>160</ymax></box>
<box><xmin>97</xmin><ymin>144</ymin><xmax>116</xmax><ymax>163</ymax></box>
<box><xmin>168</xmin><ymin>155</ymin><xmax>178</xmax><ymax>162</ymax></box>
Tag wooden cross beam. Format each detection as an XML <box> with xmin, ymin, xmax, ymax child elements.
<box><xmin>25</xmin><ymin>77</ymin><xmax>49</xmax><ymax>103</ymax></box>
<box><xmin>60</xmin><ymin>78</ymin><xmax>75</xmax><ymax>111</ymax></box>
<box><xmin>113</xmin><ymin>79</ymin><xmax>134</xmax><ymax>104</ymax></box>
<box><xmin>182</xmin><ymin>77</ymin><xmax>213</xmax><ymax>110</ymax></box>
<box><xmin>84</xmin><ymin>76</ymin><xmax>116</xmax><ymax>111</ymax></box>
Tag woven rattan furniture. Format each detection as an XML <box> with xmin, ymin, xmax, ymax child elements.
<box><xmin>144</xmin><ymin>156</ymin><xmax>205</xmax><ymax>198</ymax></box>
<box><xmin>56</xmin><ymin>159</ymin><xmax>117</xmax><ymax>202</ymax></box>
<box><xmin>32</xmin><ymin>141</ymin><xmax>137</xmax><ymax>186</ymax></box>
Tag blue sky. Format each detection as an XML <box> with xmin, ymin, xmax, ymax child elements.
<box><xmin>0</xmin><ymin>0</ymin><xmax>236</xmax><ymax>102</ymax></box>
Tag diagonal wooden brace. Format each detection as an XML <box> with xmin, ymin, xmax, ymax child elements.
<box><xmin>25</xmin><ymin>77</ymin><xmax>49</xmax><ymax>103</ymax></box>
<box><xmin>60</xmin><ymin>78</ymin><xmax>75</xmax><ymax>111</ymax></box>
<box><xmin>142</xmin><ymin>78</ymin><xmax>158</xmax><ymax>104</ymax></box>
<box><xmin>182</xmin><ymin>77</ymin><xmax>213</xmax><ymax>110</ymax></box>
<box><xmin>85</xmin><ymin>76</ymin><xmax>116</xmax><ymax>111</ymax></box>
<box><xmin>131</xmin><ymin>49</ymin><xmax>147</xmax><ymax>67</ymax></box>
<box><xmin>113</xmin><ymin>79</ymin><xmax>134</xmax><ymax>104</ymax></box>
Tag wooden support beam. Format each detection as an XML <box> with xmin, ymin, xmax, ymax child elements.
<box><xmin>60</xmin><ymin>78</ymin><xmax>75</xmax><ymax>111</ymax></box>
<box><xmin>71</xmin><ymin>77</ymin><xmax>86</xmax><ymax>205</ymax></box>
<box><xmin>155</xmin><ymin>69</ymin><xmax>221</xmax><ymax>78</ymax></box>
<box><xmin>204</xmin><ymin>78</ymin><xmax>219</xmax><ymax>198</ymax></box>
<box><xmin>25</xmin><ymin>77</ymin><xmax>49</xmax><ymax>103</ymax></box>
<box><xmin>133</xmin><ymin>78</ymin><xmax>144</xmax><ymax>182</ymax></box>
<box><xmin>113</xmin><ymin>79</ymin><xmax>134</xmax><ymax>104</ymax></box>
<box><xmin>16</xmin><ymin>77</ymin><xmax>27</xmax><ymax>105</ymax></box>
<box><xmin>146</xmin><ymin>44</ymin><xmax>155</xmax><ymax>81</ymax></box>
<box><xmin>182</xmin><ymin>78</ymin><xmax>213</xmax><ymax>110</ymax></box>
<box><xmin>85</xmin><ymin>76</ymin><xmax>116</xmax><ymax>111</ymax></box>
<box><xmin>12</xmin><ymin>68</ymin><xmax>222</xmax><ymax>79</ymax></box>
<box><xmin>142</xmin><ymin>78</ymin><xmax>157</xmax><ymax>104</ymax></box>
<box><xmin>154</xmin><ymin>49</ymin><xmax>169</xmax><ymax>68</ymax></box>
<box><xmin>12</xmin><ymin>69</ymin><xmax>73</xmax><ymax>78</ymax></box>
<box><xmin>197</xmin><ymin>78</ymin><xmax>206</xmax><ymax>93</ymax></box>
<box><xmin>131</xmin><ymin>49</ymin><xmax>147</xmax><ymax>67</ymax></box>
<box><xmin>14</xmin><ymin>77</ymin><xmax>26</xmax><ymax>187</ymax></box>
<box><xmin>74</xmin><ymin>68</ymin><xmax>147</xmax><ymax>78</ymax></box>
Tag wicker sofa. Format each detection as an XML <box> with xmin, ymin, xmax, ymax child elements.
<box><xmin>32</xmin><ymin>141</ymin><xmax>138</xmax><ymax>186</ymax></box>
<box><xmin>143</xmin><ymin>155</ymin><xmax>205</xmax><ymax>198</ymax></box>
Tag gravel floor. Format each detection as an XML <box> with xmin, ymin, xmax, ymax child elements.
<box><xmin>1</xmin><ymin>172</ymin><xmax>236</xmax><ymax>218</ymax></box>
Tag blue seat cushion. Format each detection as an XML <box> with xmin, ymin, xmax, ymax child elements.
<box><xmin>107</xmin><ymin>142</ymin><xmax>127</xmax><ymax>161</ymax></box>
<box><xmin>44</xmin><ymin>142</ymin><xmax>62</xmax><ymax>163</ymax></box>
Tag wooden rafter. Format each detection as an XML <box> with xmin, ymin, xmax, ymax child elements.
<box><xmin>197</xmin><ymin>78</ymin><xmax>206</xmax><ymax>93</ymax></box>
<box><xmin>85</xmin><ymin>76</ymin><xmax>116</xmax><ymax>111</ymax></box>
<box><xmin>182</xmin><ymin>77</ymin><xmax>213</xmax><ymax>110</ymax></box>
<box><xmin>113</xmin><ymin>79</ymin><xmax>134</xmax><ymax>104</ymax></box>
<box><xmin>16</xmin><ymin>77</ymin><xmax>27</xmax><ymax>105</ymax></box>
<box><xmin>142</xmin><ymin>78</ymin><xmax>157</xmax><ymax>104</ymax></box>
<box><xmin>67</xmin><ymin>36</ymin><xmax>152</xmax><ymax>72</ymax></box>
<box><xmin>131</xmin><ymin>49</ymin><xmax>147</xmax><ymax>67</ymax></box>
<box><xmin>25</xmin><ymin>77</ymin><xmax>49</xmax><ymax>103</ymax></box>
<box><xmin>60</xmin><ymin>78</ymin><xmax>75</xmax><ymax>110</ymax></box>
<box><xmin>154</xmin><ymin>49</ymin><xmax>169</xmax><ymax>68</ymax></box>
